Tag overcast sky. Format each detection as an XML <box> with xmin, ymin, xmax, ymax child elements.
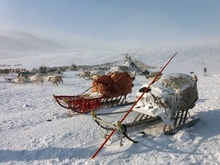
<box><xmin>0</xmin><ymin>0</ymin><xmax>220</xmax><ymax>49</ymax></box>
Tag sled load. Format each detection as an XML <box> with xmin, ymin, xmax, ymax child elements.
<box><xmin>53</xmin><ymin>72</ymin><xmax>134</xmax><ymax>113</ymax></box>
<box><xmin>92</xmin><ymin>72</ymin><xmax>199</xmax><ymax>143</ymax></box>
<box><xmin>133</xmin><ymin>73</ymin><xmax>199</xmax><ymax>133</ymax></box>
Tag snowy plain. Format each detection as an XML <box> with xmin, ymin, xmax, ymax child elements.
<box><xmin>0</xmin><ymin>39</ymin><xmax>220</xmax><ymax>164</ymax></box>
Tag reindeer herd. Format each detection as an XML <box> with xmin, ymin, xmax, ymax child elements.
<box><xmin>2</xmin><ymin>68</ymin><xmax>137</xmax><ymax>87</ymax></box>
<box><xmin>77</xmin><ymin>70</ymin><xmax>137</xmax><ymax>80</ymax></box>
<box><xmin>2</xmin><ymin>65</ymin><xmax>164</xmax><ymax>88</ymax></box>
<box><xmin>3</xmin><ymin>72</ymin><xmax>63</xmax><ymax>86</ymax></box>
<box><xmin>1</xmin><ymin>57</ymin><xmax>149</xmax><ymax>87</ymax></box>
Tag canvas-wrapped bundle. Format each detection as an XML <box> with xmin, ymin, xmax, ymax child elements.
<box><xmin>134</xmin><ymin>73</ymin><xmax>198</xmax><ymax>125</ymax></box>
<box><xmin>91</xmin><ymin>72</ymin><xmax>133</xmax><ymax>97</ymax></box>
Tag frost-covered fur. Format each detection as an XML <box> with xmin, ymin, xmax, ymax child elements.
<box><xmin>90</xmin><ymin>74</ymin><xmax>100</xmax><ymax>80</ymax></box>
<box><xmin>29</xmin><ymin>74</ymin><xmax>44</xmax><ymax>86</ymax></box>
<box><xmin>79</xmin><ymin>70</ymin><xmax>106</xmax><ymax>80</ymax></box>
<box><xmin>134</xmin><ymin>73</ymin><xmax>198</xmax><ymax>126</ymax></box>
<box><xmin>79</xmin><ymin>71</ymin><xmax>91</xmax><ymax>79</ymax></box>
<box><xmin>47</xmin><ymin>75</ymin><xmax>63</xmax><ymax>85</ymax></box>
<box><xmin>14</xmin><ymin>76</ymin><xmax>26</xmax><ymax>84</ymax></box>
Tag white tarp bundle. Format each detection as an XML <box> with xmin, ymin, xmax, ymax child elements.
<box><xmin>133</xmin><ymin>73</ymin><xmax>198</xmax><ymax>125</ymax></box>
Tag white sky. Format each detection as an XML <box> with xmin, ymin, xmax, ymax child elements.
<box><xmin>0</xmin><ymin>0</ymin><xmax>220</xmax><ymax>49</ymax></box>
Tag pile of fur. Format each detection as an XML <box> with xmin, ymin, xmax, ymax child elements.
<box><xmin>134</xmin><ymin>73</ymin><xmax>198</xmax><ymax>125</ymax></box>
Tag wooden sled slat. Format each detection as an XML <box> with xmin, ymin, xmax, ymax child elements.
<box><xmin>53</xmin><ymin>94</ymin><xmax>129</xmax><ymax>114</ymax></box>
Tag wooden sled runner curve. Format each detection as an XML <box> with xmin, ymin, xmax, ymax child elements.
<box><xmin>91</xmin><ymin>111</ymin><xmax>139</xmax><ymax>145</ymax></box>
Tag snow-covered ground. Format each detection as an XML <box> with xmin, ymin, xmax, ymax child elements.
<box><xmin>0</xmin><ymin>46</ymin><xmax>220</xmax><ymax>164</ymax></box>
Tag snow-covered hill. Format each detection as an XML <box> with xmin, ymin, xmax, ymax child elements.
<box><xmin>0</xmin><ymin>31</ymin><xmax>66</xmax><ymax>52</ymax></box>
<box><xmin>0</xmin><ymin>32</ymin><xmax>219</xmax><ymax>75</ymax></box>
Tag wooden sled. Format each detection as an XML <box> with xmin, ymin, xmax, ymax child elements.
<box><xmin>5</xmin><ymin>78</ymin><xmax>15</xmax><ymax>83</ymax></box>
<box><xmin>53</xmin><ymin>94</ymin><xmax>133</xmax><ymax>114</ymax></box>
<box><xmin>92</xmin><ymin>108</ymin><xmax>199</xmax><ymax>147</ymax></box>
<box><xmin>53</xmin><ymin>72</ymin><xmax>135</xmax><ymax>114</ymax></box>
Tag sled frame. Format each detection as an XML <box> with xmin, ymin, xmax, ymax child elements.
<box><xmin>53</xmin><ymin>94</ymin><xmax>131</xmax><ymax>114</ymax></box>
<box><xmin>92</xmin><ymin>108</ymin><xmax>199</xmax><ymax>145</ymax></box>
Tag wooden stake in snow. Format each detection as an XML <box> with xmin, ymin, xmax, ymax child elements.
<box><xmin>91</xmin><ymin>52</ymin><xmax>177</xmax><ymax>159</ymax></box>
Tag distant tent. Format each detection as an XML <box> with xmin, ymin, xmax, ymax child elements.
<box><xmin>107</xmin><ymin>54</ymin><xmax>148</xmax><ymax>75</ymax></box>
<box><xmin>122</xmin><ymin>55</ymin><xmax>144</xmax><ymax>74</ymax></box>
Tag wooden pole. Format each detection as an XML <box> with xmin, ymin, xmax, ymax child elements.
<box><xmin>91</xmin><ymin>52</ymin><xmax>177</xmax><ymax>159</ymax></box>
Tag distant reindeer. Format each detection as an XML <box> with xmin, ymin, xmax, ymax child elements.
<box><xmin>29</xmin><ymin>74</ymin><xmax>44</xmax><ymax>86</ymax></box>
<box><xmin>47</xmin><ymin>75</ymin><xmax>63</xmax><ymax>85</ymax></box>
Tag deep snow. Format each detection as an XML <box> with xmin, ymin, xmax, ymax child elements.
<box><xmin>0</xmin><ymin>47</ymin><xmax>220</xmax><ymax>165</ymax></box>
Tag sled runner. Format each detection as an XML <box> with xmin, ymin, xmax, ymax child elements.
<box><xmin>53</xmin><ymin>72</ymin><xmax>134</xmax><ymax>114</ymax></box>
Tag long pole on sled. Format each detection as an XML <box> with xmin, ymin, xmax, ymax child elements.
<box><xmin>91</xmin><ymin>52</ymin><xmax>177</xmax><ymax>159</ymax></box>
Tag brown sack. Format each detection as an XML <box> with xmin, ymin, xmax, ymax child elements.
<box><xmin>91</xmin><ymin>75</ymin><xmax>111</xmax><ymax>93</ymax></box>
<box><xmin>94</xmin><ymin>75</ymin><xmax>112</xmax><ymax>84</ymax></box>
<box><xmin>110</xmin><ymin>72</ymin><xmax>133</xmax><ymax>95</ymax></box>
<box><xmin>91</xmin><ymin>72</ymin><xmax>133</xmax><ymax>97</ymax></box>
